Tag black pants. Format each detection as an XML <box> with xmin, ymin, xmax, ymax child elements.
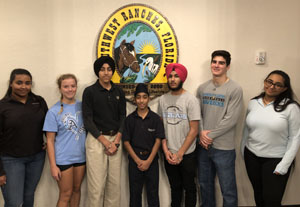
<box><xmin>244</xmin><ymin>147</ymin><xmax>291</xmax><ymax>207</ymax></box>
<box><xmin>164</xmin><ymin>151</ymin><xmax>197</xmax><ymax>207</ymax></box>
<box><xmin>128</xmin><ymin>156</ymin><xmax>159</xmax><ymax>207</ymax></box>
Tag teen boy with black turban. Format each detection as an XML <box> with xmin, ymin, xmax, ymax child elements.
<box><xmin>82</xmin><ymin>56</ymin><xmax>126</xmax><ymax>207</ymax></box>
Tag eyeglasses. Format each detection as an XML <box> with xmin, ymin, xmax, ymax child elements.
<box><xmin>264</xmin><ymin>79</ymin><xmax>285</xmax><ymax>89</ymax></box>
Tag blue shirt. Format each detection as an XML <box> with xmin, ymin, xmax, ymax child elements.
<box><xmin>43</xmin><ymin>101</ymin><xmax>86</xmax><ymax>165</ymax></box>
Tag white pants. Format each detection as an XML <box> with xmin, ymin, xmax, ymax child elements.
<box><xmin>86</xmin><ymin>133</ymin><xmax>122</xmax><ymax>207</ymax></box>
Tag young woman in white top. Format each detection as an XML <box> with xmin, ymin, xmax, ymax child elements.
<box><xmin>43</xmin><ymin>74</ymin><xmax>86</xmax><ymax>207</ymax></box>
<box><xmin>241</xmin><ymin>70</ymin><xmax>300</xmax><ymax>207</ymax></box>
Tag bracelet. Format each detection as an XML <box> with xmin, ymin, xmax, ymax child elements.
<box><xmin>176</xmin><ymin>153</ymin><xmax>182</xmax><ymax>162</ymax></box>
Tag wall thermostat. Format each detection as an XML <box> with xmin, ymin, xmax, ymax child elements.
<box><xmin>255</xmin><ymin>50</ymin><xmax>266</xmax><ymax>65</ymax></box>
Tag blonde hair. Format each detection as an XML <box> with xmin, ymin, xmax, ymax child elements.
<box><xmin>57</xmin><ymin>74</ymin><xmax>78</xmax><ymax>114</ymax></box>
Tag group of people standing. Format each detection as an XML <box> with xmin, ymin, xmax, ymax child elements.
<box><xmin>0</xmin><ymin>50</ymin><xmax>299</xmax><ymax>207</ymax></box>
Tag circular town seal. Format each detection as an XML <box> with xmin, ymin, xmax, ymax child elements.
<box><xmin>97</xmin><ymin>3</ymin><xmax>179</xmax><ymax>102</ymax></box>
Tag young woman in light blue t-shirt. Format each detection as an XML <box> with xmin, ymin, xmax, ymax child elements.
<box><xmin>43</xmin><ymin>74</ymin><xmax>86</xmax><ymax>207</ymax></box>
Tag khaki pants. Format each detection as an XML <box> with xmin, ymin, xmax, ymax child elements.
<box><xmin>86</xmin><ymin>133</ymin><xmax>122</xmax><ymax>207</ymax></box>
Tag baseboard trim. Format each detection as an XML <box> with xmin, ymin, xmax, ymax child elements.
<box><xmin>239</xmin><ymin>206</ymin><xmax>300</xmax><ymax>207</ymax></box>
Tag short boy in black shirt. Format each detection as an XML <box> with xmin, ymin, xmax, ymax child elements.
<box><xmin>123</xmin><ymin>83</ymin><xmax>165</xmax><ymax>207</ymax></box>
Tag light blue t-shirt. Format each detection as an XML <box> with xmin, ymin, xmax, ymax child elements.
<box><xmin>43</xmin><ymin>100</ymin><xmax>86</xmax><ymax>165</ymax></box>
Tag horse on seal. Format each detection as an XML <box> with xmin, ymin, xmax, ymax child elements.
<box><xmin>114</xmin><ymin>39</ymin><xmax>140</xmax><ymax>75</ymax></box>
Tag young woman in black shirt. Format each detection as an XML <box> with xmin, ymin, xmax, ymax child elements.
<box><xmin>0</xmin><ymin>68</ymin><xmax>48</xmax><ymax>207</ymax></box>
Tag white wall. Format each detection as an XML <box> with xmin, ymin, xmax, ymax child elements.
<box><xmin>1</xmin><ymin>0</ymin><xmax>300</xmax><ymax>206</ymax></box>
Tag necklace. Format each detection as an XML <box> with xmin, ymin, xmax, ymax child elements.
<box><xmin>212</xmin><ymin>77</ymin><xmax>229</xmax><ymax>91</ymax></box>
<box><xmin>213</xmin><ymin>77</ymin><xmax>229</xmax><ymax>87</ymax></box>
<box><xmin>262</xmin><ymin>98</ymin><xmax>268</xmax><ymax>105</ymax></box>
<box><xmin>262</xmin><ymin>97</ymin><xmax>273</xmax><ymax>106</ymax></box>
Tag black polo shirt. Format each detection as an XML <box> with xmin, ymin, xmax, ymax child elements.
<box><xmin>0</xmin><ymin>94</ymin><xmax>48</xmax><ymax>176</ymax></box>
<box><xmin>82</xmin><ymin>80</ymin><xmax>126</xmax><ymax>139</ymax></box>
<box><xmin>123</xmin><ymin>108</ymin><xmax>165</xmax><ymax>153</ymax></box>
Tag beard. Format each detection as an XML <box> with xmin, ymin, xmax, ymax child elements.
<box><xmin>168</xmin><ymin>81</ymin><xmax>183</xmax><ymax>91</ymax></box>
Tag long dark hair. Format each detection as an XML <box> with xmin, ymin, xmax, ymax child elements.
<box><xmin>252</xmin><ymin>70</ymin><xmax>299</xmax><ymax>112</ymax></box>
<box><xmin>3</xmin><ymin>68</ymin><xmax>34</xmax><ymax>99</ymax></box>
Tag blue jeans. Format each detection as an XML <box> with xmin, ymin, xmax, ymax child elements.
<box><xmin>198</xmin><ymin>146</ymin><xmax>237</xmax><ymax>207</ymax></box>
<box><xmin>1</xmin><ymin>151</ymin><xmax>45</xmax><ymax>207</ymax></box>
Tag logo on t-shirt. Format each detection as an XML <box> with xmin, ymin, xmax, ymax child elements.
<box><xmin>61</xmin><ymin>112</ymin><xmax>85</xmax><ymax>140</ymax></box>
<box><xmin>202</xmin><ymin>93</ymin><xmax>225</xmax><ymax>107</ymax></box>
<box><xmin>163</xmin><ymin>105</ymin><xmax>187</xmax><ymax>125</ymax></box>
